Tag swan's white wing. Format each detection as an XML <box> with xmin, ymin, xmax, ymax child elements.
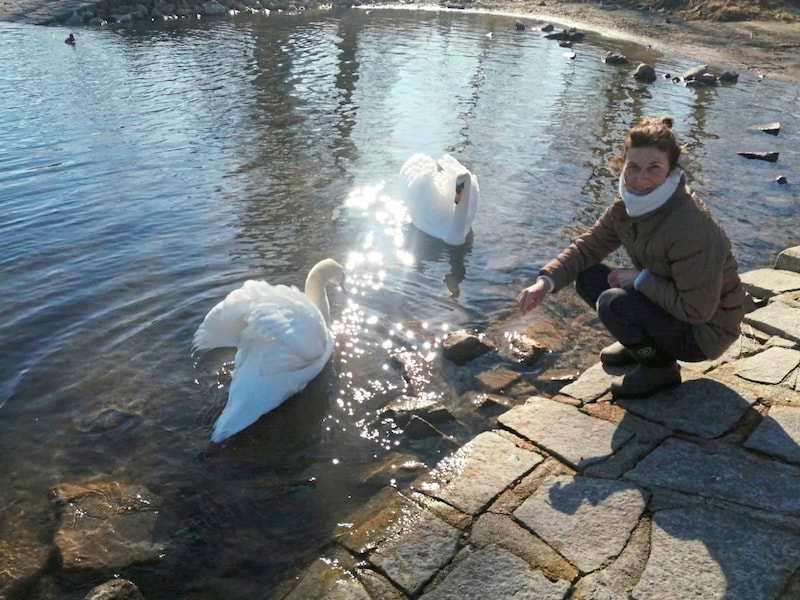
<box><xmin>193</xmin><ymin>280</ymin><xmax>274</xmax><ymax>351</ymax></box>
<box><xmin>242</xmin><ymin>285</ymin><xmax>332</xmax><ymax>375</ymax></box>
<box><xmin>400</xmin><ymin>153</ymin><xmax>458</xmax><ymax>234</ymax></box>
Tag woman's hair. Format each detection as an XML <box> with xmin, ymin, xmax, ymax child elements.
<box><xmin>609</xmin><ymin>116</ymin><xmax>682</xmax><ymax>171</ymax></box>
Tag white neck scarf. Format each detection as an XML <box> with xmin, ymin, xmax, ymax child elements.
<box><xmin>619</xmin><ymin>168</ymin><xmax>683</xmax><ymax>217</ymax></box>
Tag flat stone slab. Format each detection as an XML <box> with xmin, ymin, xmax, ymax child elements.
<box><xmin>736</xmin><ymin>346</ymin><xmax>800</xmax><ymax>385</ymax></box>
<box><xmin>514</xmin><ymin>475</ymin><xmax>647</xmax><ymax>573</ymax></box>
<box><xmin>633</xmin><ymin>507</ymin><xmax>800</xmax><ymax>600</ymax></box>
<box><xmin>415</xmin><ymin>431</ymin><xmax>543</xmax><ymax>515</ymax></box>
<box><xmin>558</xmin><ymin>363</ymin><xmax>621</xmax><ymax>402</ymax></box>
<box><xmin>775</xmin><ymin>246</ymin><xmax>800</xmax><ymax>273</ymax></box>
<box><xmin>625</xmin><ymin>438</ymin><xmax>800</xmax><ymax>514</ymax></box>
<box><xmin>368</xmin><ymin>503</ymin><xmax>462</xmax><ymax>596</ymax></box>
<box><xmin>744</xmin><ymin>405</ymin><xmax>800</xmax><ymax>463</ymax></box>
<box><xmin>616</xmin><ymin>371</ymin><xmax>757</xmax><ymax>438</ymax></box>
<box><xmin>744</xmin><ymin>300</ymin><xmax>800</xmax><ymax>343</ymax></box>
<box><xmin>419</xmin><ymin>545</ymin><xmax>571</xmax><ymax>600</ymax></box>
<box><xmin>499</xmin><ymin>397</ymin><xmax>634</xmax><ymax>469</ymax></box>
<box><xmin>740</xmin><ymin>268</ymin><xmax>800</xmax><ymax>298</ymax></box>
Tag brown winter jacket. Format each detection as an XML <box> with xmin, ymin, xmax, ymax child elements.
<box><xmin>539</xmin><ymin>178</ymin><xmax>746</xmax><ymax>360</ymax></box>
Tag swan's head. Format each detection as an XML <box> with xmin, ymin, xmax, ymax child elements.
<box><xmin>313</xmin><ymin>258</ymin><xmax>346</xmax><ymax>290</ymax></box>
<box><xmin>454</xmin><ymin>173</ymin><xmax>470</xmax><ymax>204</ymax></box>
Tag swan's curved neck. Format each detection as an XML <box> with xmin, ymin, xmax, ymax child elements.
<box><xmin>305</xmin><ymin>279</ymin><xmax>331</xmax><ymax>325</ymax></box>
<box><xmin>304</xmin><ymin>260</ymin><xmax>344</xmax><ymax>325</ymax></box>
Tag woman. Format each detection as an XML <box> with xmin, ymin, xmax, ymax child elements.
<box><xmin>516</xmin><ymin>117</ymin><xmax>746</xmax><ymax>398</ymax></box>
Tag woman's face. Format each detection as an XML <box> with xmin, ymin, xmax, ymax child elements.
<box><xmin>622</xmin><ymin>146</ymin><xmax>671</xmax><ymax>195</ymax></box>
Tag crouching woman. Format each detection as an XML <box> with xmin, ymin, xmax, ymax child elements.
<box><xmin>516</xmin><ymin>116</ymin><xmax>746</xmax><ymax>398</ymax></box>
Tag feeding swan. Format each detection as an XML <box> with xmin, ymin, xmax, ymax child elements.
<box><xmin>399</xmin><ymin>153</ymin><xmax>479</xmax><ymax>246</ymax></box>
<box><xmin>193</xmin><ymin>259</ymin><xmax>346</xmax><ymax>443</ymax></box>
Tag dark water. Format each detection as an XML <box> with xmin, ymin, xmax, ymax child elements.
<box><xmin>0</xmin><ymin>7</ymin><xmax>798</xmax><ymax>598</ymax></box>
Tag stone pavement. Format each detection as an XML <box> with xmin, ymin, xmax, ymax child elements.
<box><xmin>273</xmin><ymin>246</ymin><xmax>800</xmax><ymax>600</ymax></box>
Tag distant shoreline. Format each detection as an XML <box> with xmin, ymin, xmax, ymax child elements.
<box><xmin>393</xmin><ymin>0</ymin><xmax>800</xmax><ymax>83</ymax></box>
<box><xmin>2</xmin><ymin>0</ymin><xmax>798</xmax><ymax>83</ymax></box>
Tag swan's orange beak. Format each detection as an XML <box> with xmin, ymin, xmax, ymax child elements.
<box><xmin>454</xmin><ymin>180</ymin><xmax>465</xmax><ymax>204</ymax></box>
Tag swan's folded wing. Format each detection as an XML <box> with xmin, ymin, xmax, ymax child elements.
<box><xmin>242</xmin><ymin>287</ymin><xmax>332</xmax><ymax>376</ymax></box>
<box><xmin>193</xmin><ymin>280</ymin><xmax>274</xmax><ymax>351</ymax></box>
<box><xmin>400</xmin><ymin>153</ymin><xmax>437</xmax><ymax>186</ymax></box>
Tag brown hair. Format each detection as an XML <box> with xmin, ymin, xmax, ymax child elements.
<box><xmin>609</xmin><ymin>116</ymin><xmax>682</xmax><ymax>171</ymax></box>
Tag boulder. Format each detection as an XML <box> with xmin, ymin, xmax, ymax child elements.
<box><xmin>633</xmin><ymin>63</ymin><xmax>657</xmax><ymax>83</ymax></box>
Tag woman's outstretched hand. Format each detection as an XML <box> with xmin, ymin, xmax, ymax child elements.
<box><xmin>516</xmin><ymin>278</ymin><xmax>550</xmax><ymax>315</ymax></box>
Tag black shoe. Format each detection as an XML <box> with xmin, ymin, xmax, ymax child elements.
<box><xmin>610</xmin><ymin>362</ymin><xmax>681</xmax><ymax>398</ymax></box>
<box><xmin>600</xmin><ymin>341</ymin><xmax>637</xmax><ymax>367</ymax></box>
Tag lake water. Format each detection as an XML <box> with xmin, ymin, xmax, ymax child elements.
<box><xmin>1</xmin><ymin>7</ymin><xmax>798</xmax><ymax>598</ymax></box>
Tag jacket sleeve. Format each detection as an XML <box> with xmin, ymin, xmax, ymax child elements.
<box><xmin>540</xmin><ymin>202</ymin><xmax>623</xmax><ymax>293</ymax></box>
<box><xmin>636</xmin><ymin>219</ymin><xmax>725</xmax><ymax>324</ymax></box>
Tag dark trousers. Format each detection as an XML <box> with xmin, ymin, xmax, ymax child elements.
<box><xmin>575</xmin><ymin>264</ymin><xmax>707</xmax><ymax>362</ymax></box>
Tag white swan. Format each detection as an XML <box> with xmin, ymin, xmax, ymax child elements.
<box><xmin>399</xmin><ymin>153</ymin><xmax>480</xmax><ymax>246</ymax></box>
<box><xmin>193</xmin><ymin>259</ymin><xmax>345</xmax><ymax>443</ymax></box>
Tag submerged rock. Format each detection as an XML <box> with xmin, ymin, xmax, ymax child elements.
<box><xmin>50</xmin><ymin>482</ymin><xmax>164</xmax><ymax>570</ymax></box>
<box><xmin>84</xmin><ymin>579</ymin><xmax>145</xmax><ymax>600</ymax></box>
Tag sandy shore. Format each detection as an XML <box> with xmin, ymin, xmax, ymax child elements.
<box><xmin>406</xmin><ymin>0</ymin><xmax>800</xmax><ymax>83</ymax></box>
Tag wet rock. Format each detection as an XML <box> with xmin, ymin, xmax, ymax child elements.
<box><xmin>514</xmin><ymin>20</ymin><xmax>526</xmax><ymax>30</ymax></box>
<box><xmin>77</xmin><ymin>408</ymin><xmax>142</xmax><ymax>434</ymax></box>
<box><xmin>682</xmin><ymin>64</ymin><xmax>718</xmax><ymax>86</ymax></box>
<box><xmin>544</xmin><ymin>27</ymin><xmax>584</xmax><ymax>42</ymax></box>
<box><xmin>382</xmin><ymin>395</ymin><xmax>454</xmax><ymax>427</ymax></box>
<box><xmin>685</xmin><ymin>73</ymin><xmax>718</xmax><ymax>87</ymax></box>
<box><xmin>416</xmin><ymin>431</ymin><xmax>543</xmax><ymax>515</ymax></box>
<box><xmin>737</xmin><ymin>150</ymin><xmax>779</xmax><ymax>162</ymax></box>
<box><xmin>633</xmin><ymin>62</ymin><xmax>657</xmax><ymax>82</ymax></box>
<box><xmin>602</xmin><ymin>51</ymin><xmax>628</xmax><ymax>64</ymax></box>
<box><xmin>404</xmin><ymin>415</ymin><xmax>448</xmax><ymax>439</ymax></box>
<box><xmin>719</xmin><ymin>70</ymin><xmax>739</xmax><ymax>83</ymax></box>
<box><xmin>0</xmin><ymin>506</ymin><xmax>52</xmax><ymax>600</ymax></box>
<box><xmin>500</xmin><ymin>331</ymin><xmax>546</xmax><ymax>366</ymax></box>
<box><xmin>50</xmin><ymin>482</ymin><xmax>164</xmax><ymax>570</ymax></box>
<box><xmin>682</xmin><ymin>64</ymin><xmax>709</xmax><ymax>80</ymax></box>
<box><xmin>441</xmin><ymin>329</ymin><xmax>494</xmax><ymax>365</ymax></box>
<box><xmin>470</xmin><ymin>512</ymin><xmax>579</xmax><ymax>582</ymax></box>
<box><xmin>84</xmin><ymin>579</ymin><xmax>145</xmax><ymax>600</ymax></box>
<box><xmin>752</xmin><ymin>121</ymin><xmax>781</xmax><ymax>135</ymax></box>
<box><xmin>364</xmin><ymin>497</ymin><xmax>462</xmax><ymax>595</ymax></box>
<box><xmin>474</xmin><ymin>365</ymin><xmax>521</xmax><ymax>392</ymax></box>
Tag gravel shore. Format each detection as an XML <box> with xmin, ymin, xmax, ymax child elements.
<box><xmin>432</xmin><ymin>0</ymin><xmax>800</xmax><ymax>83</ymax></box>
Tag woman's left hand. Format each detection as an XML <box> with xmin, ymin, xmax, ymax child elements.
<box><xmin>608</xmin><ymin>267</ymin><xmax>641</xmax><ymax>290</ymax></box>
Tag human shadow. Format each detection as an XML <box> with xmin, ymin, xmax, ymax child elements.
<box><xmin>534</xmin><ymin>374</ymin><xmax>800</xmax><ymax>597</ymax></box>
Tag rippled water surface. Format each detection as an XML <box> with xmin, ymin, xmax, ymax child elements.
<box><xmin>1</xmin><ymin>8</ymin><xmax>798</xmax><ymax>598</ymax></box>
